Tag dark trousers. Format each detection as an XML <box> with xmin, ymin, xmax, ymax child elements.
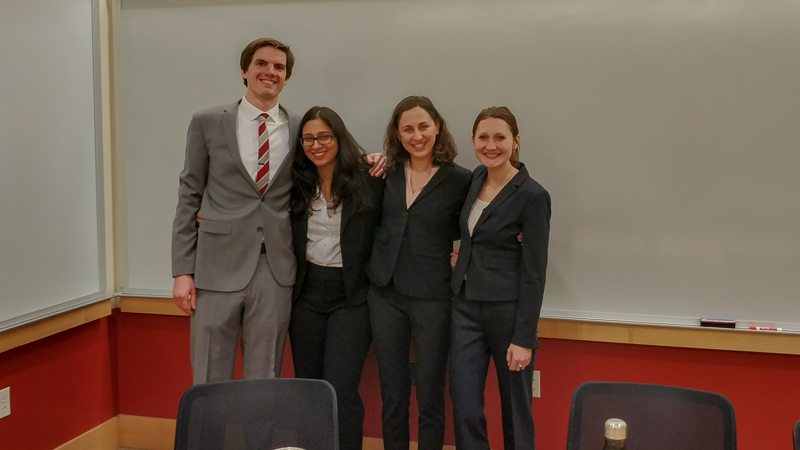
<box><xmin>450</xmin><ymin>295</ymin><xmax>536</xmax><ymax>450</ymax></box>
<box><xmin>368</xmin><ymin>284</ymin><xmax>452</xmax><ymax>450</ymax></box>
<box><xmin>289</xmin><ymin>264</ymin><xmax>372</xmax><ymax>450</ymax></box>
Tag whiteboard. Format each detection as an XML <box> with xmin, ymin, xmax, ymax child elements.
<box><xmin>117</xmin><ymin>0</ymin><xmax>800</xmax><ymax>329</ymax></box>
<box><xmin>0</xmin><ymin>0</ymin><xmax>105</xmax><ymax>331</ymax></box>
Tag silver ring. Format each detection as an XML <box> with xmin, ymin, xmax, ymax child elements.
<box><xmin>518</xmin><ymin>364</ymin><xmax>523</xmax><ymax>370</ymax></box>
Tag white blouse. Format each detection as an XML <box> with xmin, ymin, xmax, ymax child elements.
<box><xmin>404</xmin><ymin>161</ymin><xmax>439</xmax><ymax>208</ymax></box>
<box><xmin>467</xmin><ymin>198</ymin><xmax>490</xmax><ymax>236</ymax></box>
<box><xmin>306</xmin><ymin>193</ymin><xmax>343</xmax><ymax>267</ymax></box>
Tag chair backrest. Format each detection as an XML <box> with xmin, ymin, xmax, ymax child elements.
<box><xmin>794</xmin><ymin>419</ymin><xmax>800</xmax><ymax>450</ymax></box>
<box><xmin>175</xmin><ymin>378</ymin><xmax>338</xmax><ymax>450</ymax></box>
<box><xmin>567</xmin><ymin>382</ymin><xmax>736</xmax><ymax>450</ymax></box>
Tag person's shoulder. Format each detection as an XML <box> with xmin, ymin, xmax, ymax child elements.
<box><xmin>472</xmin><ymin>164</ymin><xmax>488</xmax><ymax>179</ymax></box>
<box><xmin>521</xmin><ymin>175</ymin><xmax>545</xmax><ymax>192</ymax></box>
<box><xmin>366</xmin><ymin>172</ymin><xmax>386</xmax><ymax>190</ymax></box>
<box><xmin>278</xmin><ymin>105</ymin><xmax>300</xmax><ymax>122</ymax></box>
<box><xmin>193</xmin><ymin>100</ymin><xmax>239</xmax><ymax>120</ymax></box>
<box><xmin>355</xmin><ymin>166</ymin><xmax>385</xmax><ymax>190</ymax></box>
<box><xmin>517</xmin><ymin>168</ymin><xmax>550</xmax><ymax>205</ymax></box>
<box><xmin>385</xmin><ymin>162</ymin><xmax>404</xmax><ymax>178</ymax></box>
<box><xmin>445</xmin><ymin>161</ymin><xmax>473</xmax><ymax>182</ymax></box>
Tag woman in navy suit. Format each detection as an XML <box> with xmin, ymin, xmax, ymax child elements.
<box><xmin>449</xmin><ymin>106</ymin><xmax>551</xmax><ymax>450</ymax></box>
<box><xmin>367</xmin><ymin>96</ymin><xmax>471</xmax><ymax>450</ymax></box>
<box><xmin>288</xmin><ymin>106</ymin><xmax>383</xmax><ymax>450</ymax></box>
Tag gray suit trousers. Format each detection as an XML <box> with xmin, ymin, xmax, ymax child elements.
<box><xmin>190</xmin><ymin>253</ymin><xmax>292</xmax><ymax>384</ymax></box>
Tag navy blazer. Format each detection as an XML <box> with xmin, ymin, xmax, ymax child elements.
<box><xmin>451</xmin><ymin>164</ymin><xmax>551</xmax><ymax>349</ymax></box>
<box><xmin>291</xmin><ymin>176</ymin><xmax>384</xmax><ymax>306</ymax></box>
<box><xmin>368</xmin><ymin>161</ymin><xmax>472</xmax><ymax>300</ymax></box>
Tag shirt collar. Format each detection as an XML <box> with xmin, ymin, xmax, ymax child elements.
<box><xmin>240</xmin><ymin>96</ymin><xmax>283</xmax><ymax>122</ymax></box>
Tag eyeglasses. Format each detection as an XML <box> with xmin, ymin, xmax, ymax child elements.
<box><xmin>300</xmin><ymin>135</ymin><xmax>335</xmax><ymax>146</ymax></box>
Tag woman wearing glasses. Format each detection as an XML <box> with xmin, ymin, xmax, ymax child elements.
<box><xmin>449</xmin><ymin>106</ymin><xmax>550</xmax><ymax>450</ymax></box>
<box><xmin>288</xmin><ymin>106</ymin><xmax>383</xmax><ymax>450</ymax></box>
<box><xmin>367</xmin><ymin>96</ymin><xmax>471</xmax><ymax>450</ymax></box>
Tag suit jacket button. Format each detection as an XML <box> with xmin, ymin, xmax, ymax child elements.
<box><xmin>402</xmin><ymin>212</ymin><xmax>408</xmax><ymax>217</ymax></box>
<box><xmin>257</xmin><ymin>227</ymin><xmax>263</xmax><ymax>232</ymax></box>
<box><xmin>261</xmin><ymin>197</ymin><xmax>266</xmax><ymax>202</ymax></box>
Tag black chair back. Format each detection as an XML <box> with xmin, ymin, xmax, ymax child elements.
<box><xmin>794</xmin><ymin>419</ymin><xmax>800</xmax><ymax>450</ymax></box>
<box><xmin>175</xmin><ymin>378</ymin><xmax>338</xmax><ymax>450</ymax></box>
<box><xmin>567</xmin><ymin>382</ymin><xmax>736</xmax><ymax>450</ymax></box>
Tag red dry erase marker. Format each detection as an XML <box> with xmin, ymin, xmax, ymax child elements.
<box><xmin>749</xmin><ymin>326</ymin><xmax>782</xmax><ymax>331</ymax></box>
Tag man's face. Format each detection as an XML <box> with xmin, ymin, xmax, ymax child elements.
<box><xmin>242</xmin><ymin>46</ymin><xmax>288</xmax><ymax>103</ymax></box>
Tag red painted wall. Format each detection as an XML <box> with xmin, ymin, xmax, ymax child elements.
<box><xmin>533</xmin><ymin>338</ymin><xmax>800</xmax><ymax>449</ymax></box>
<box><xmin>114</xmin><ymin>313</ymin><xmax>800</xmax><ymax>449</ymax></box>
<box><xmin>3</xmin><ymin>312</ymin><xmax>799</xmax><ymax>449</ymax></box>
<box><xmin>0</xmin><ymin>317</ymin><xmax>118</xmax><ymax>450</ymax></box>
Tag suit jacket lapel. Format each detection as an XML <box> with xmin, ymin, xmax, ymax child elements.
<box><xmin>341</xmin><ymin>196</ymin><xmax>354</xmax><ymax>236</ymax></box>
<box><xmin>474</xmin><ymin>165</ymin><xmax>529</xmax><ymax>231</ymax></box>
<box><xmin>462</xmin><ymin>168</ymin><xmax>486</xmax><ymax>241</ymax></box>
<box><xmin>222</xmin><ymin>101</ymin><xmax>260</xmax><ymax>192</ymax></box>
<box><xmin>386</xmin><ymin>165</ymin><xmax>408</xmax><ymax>212</ymax></box>
<box><xmin>412</xmin><ymin>163</ymin><xmax>454</xmax><ymax>205</ymax></box>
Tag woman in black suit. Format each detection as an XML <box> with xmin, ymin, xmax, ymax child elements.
<box><xmin>449</xmin><ymin>107</ymin><xmax>551</xmax><ymax>450</ymax></box>
<box><xmin>367</xmin><ymin>96</ymin><xmax>471</xmax><ymax>450</ymax></box>
<box><xmin>288</xmin><ymin>106</ymin><xmax>383</xmax><ymax>450</ymax></box>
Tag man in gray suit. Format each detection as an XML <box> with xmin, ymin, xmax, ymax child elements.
<box><xmin>171</xmin><ymin>38</ymin><xmax>300</xmax><ymax>384</ymax></box>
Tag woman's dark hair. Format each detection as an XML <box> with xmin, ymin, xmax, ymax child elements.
<box><xmin>472</xmin><ymin>106</ymin><xmax>522</xmax><ymax>169</ymax></box>
<box><xmin>290</xmin><ymin>106</ymin><xmax>373</xmax><ymax>216</ymax></box>
<box><xmin>384</xmin><ymin>96</ymin><xmax>457</xmax><ymax>168</ymax></box>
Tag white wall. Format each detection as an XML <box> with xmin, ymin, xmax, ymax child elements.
<box><xmin>117</xmin><ymin>0</ymin><xmax>800</xmax><ymax>328</ymax></box>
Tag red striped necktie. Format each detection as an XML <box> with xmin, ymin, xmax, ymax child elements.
<box><xmin>256</xmin><ymin>112</ymin><xmax>270</xmax><ymax>194</ymax></box>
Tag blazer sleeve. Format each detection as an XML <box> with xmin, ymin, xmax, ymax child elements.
<box><xmin>512</xmin><ymin>187</ymin><xmax>551</xmax><ymax>349</ymax></box>
<box><xmin>171</xmin><ymin>113</ymin><xmax>209</xmax><ymax>277</ymax></box>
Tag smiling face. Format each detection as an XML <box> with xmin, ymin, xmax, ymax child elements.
<box><xmin>472</xmin><ymin>117</ymin><xmax>520</xmax><ymax>170</ymax></box>
<box><xmin>396</xmin><ymin>106</ymin><xmax>440</xmax><ymax>163</ymax></box>
<box><xmin>242</xmin><ymin>46</ymin><xmax>288</xmax><ymax>110</ymax></box>
<box><xmin>302</xmin><ymin>119</ymin><xmax>338</xmax><ymax>171</ymax></box>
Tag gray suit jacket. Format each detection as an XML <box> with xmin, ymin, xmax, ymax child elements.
<box><xmin>172</xmin><ymin>100</ymin><xmax>300</xmax><ymax>292</ymax></box>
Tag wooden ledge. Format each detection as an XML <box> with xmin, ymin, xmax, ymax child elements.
<box><xmin>118</xmin><ymin>297</ymin><xmax>800</xmax><ymax>356</ymax></box>
<box><xmin>0</xmin><ymin>300</ymin><xmax>112</xmax><ymax>354</ymax></box>
<box><xmin>119</xmin><ymin>296</ymin><xmax>187</xmax><ymax>316</ymax></box>
<box><xmin>539</xmin><ymin>318</ymin><xmax>800</xmax><ymax>356</ymax></box>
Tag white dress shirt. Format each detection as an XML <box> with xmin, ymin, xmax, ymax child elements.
<box><xmin>306</xmin><ymin>193</ymin><xmax>343</xmax><ymax>267</ymax></box>
<box><xmin>236</xmin><ymin>97</ymin><xmax>290</xmax><ymax>182</ymax></box>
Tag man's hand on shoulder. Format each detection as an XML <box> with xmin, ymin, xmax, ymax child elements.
<box><xmin>173</xmin><ymin>274</ymin><xmax>196</xmax><ymax>316</ymax></box>
<box><xmin>366</xmin><ymin>153</ymin><xmax>387</xmax><ymax>178</ymax></box>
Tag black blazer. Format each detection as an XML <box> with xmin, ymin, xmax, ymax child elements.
<box><xmin>451</xmin><ymin>164</ymin><xmax>551</xmax><ymax>349</ymax></box>
<box><xmin>368</xmin><ymin>161</ymin><xmax>472</xmax><ymax>300</ymax></box>
<box><xmin>291</xmin><ymin>176</ymin><xmax>384</xmax><ymax>306</ymax></box>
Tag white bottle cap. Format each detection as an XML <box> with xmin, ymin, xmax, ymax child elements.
<box><xmin>605</xmin><ymin>418</ymin><xmax>627</xmax><ymax>440</ymax></box>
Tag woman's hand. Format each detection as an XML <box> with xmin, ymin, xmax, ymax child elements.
<box><xmin>450</xmin><ymin>249</ymin><xmax>459</xmax><ymax>268</ymax></box>
<box><xmin>366</xmin><ymin>153</ymin><xmax>387</xmax><ymax>177</ymax></box>
<box><xmin>506</xmin><ymin>343</ymin><xmax>532</xmax><ymax>371</ymax></box>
